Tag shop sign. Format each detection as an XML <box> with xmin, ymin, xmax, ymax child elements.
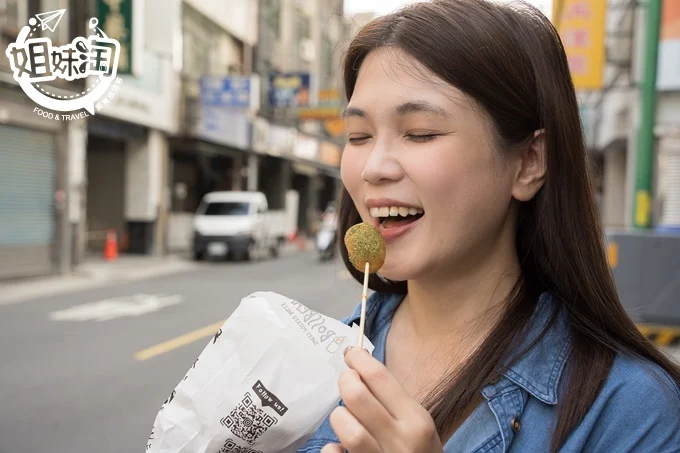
<box><xmin>252</xmin><ymin>117</ymin><xmax>270</xmax><ymax>154</ymax></box>
<box><xmin>200</xmin><ymin>75</ymin><xmax>260</xmax><ymax>109</ymax></box>
<box><xmin>268</xmin><ymin>124</ymin><xmax>296</xmax><ymax>156</ymax></box>
<box><xmin>97</xmin><ymin>0</ymin><xmax>132</xmax><ymax>74</ymax></box>
<box><xmin>319</xmin><ymin>141</ymin><xmax>341</xmax><ymax>167</ymax></box>
<box><xmin>553</xmin><ymin>0</ymin><xmax>606</xmax><ymax>90</ymax></box>
<box><xmin>294</xmin><ymin>132</ymin><xmax>319</xmax><ymax>161</ymax></box>
<box><xmin>190</xmin><ymin>106</ymin><xmax>250</xmax><ymax>149</ymax></box>
<box><xmin>268</xmin><ymin>72</ymin><xmax>311</xmax><ymax>107</ymax></box>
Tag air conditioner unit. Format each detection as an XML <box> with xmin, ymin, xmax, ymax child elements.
<box><xmin>300</xmin><ymin>39</ymin><xmax>315</xmax><ymax>62</ymax></box>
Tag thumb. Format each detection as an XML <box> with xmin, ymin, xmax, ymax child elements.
<box><xmin>320</xmin><ymin>443</ymin><xmax>345</xmax><ymax>453</ymax></box>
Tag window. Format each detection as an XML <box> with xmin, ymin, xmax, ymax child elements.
<box><xmin>296</xmin><ymin>10</ymin><xmax>310</xmax><ymax>40</ymax></box>
<box><xmin>265</xmin><ymin>0</ymin><xmax>281</xmax><ymax>38</ymax></box>
<box><xmin>183</xmin><ymin>15</ymin><xmax>211</xmax><ymax>78</ymax></box>
<box><xmin>202</xmin><ymin>202</ymin><xmax>251</xmax><ymax>216</ymax></box>
<box><xmin>322</xmin><ymin>37</ymin><xmax>333</xmax><ymax>79</ymax></box>
<box><xmin>0</xmin><ymin>0</ymin><xmax>20</xmax><ymax>30</ymax></box>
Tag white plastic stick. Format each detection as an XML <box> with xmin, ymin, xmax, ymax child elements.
<box><xmin>358</xmin><ymin>261</ymin><xmax>370</xmax><ymax>348</ymax></box>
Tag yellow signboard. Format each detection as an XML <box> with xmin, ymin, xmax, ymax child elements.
<box><xmin>318</xmin><ymin>89</ymin><xmax>341</xmax><ymax>102</ymax></box>
<box><xmin>298</xmin><ymin>107</ymin><xmax>342</xmax><ymax>121</ymax></box>
<box><xmin>324</xmin><ymin>118</ymin><xmax>345</xmax><ymax>137</ymax></box>
<box><xmin>553</xmin><ymin>0</ymin><xmax>607</xmax><ymax>90</ymax></box>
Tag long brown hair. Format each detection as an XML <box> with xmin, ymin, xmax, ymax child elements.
<box><xmin>337</xmin><ymin>0</ymin><xmax>680</xmax><ymax>450</ymax></box>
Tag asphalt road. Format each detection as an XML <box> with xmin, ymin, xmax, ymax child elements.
<box><xmin>0</xmin><ymin>251</ymin><xmax>359</xmax><ymax>453</ymax></box>
<box><xmin>1</xmin><ymin>251</ymin><xmax>678</xmax><ymax>453</ymax></box>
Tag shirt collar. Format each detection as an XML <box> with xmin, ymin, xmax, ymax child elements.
<box><xmin>344</xmin><ymin>291</ymin><xmax>403</xmax><ymax>336</ymax></box>
<box><xmin>345</xmin><ymin>291</ymin><xmax>571</xmax><ymax>405</ymax></box>
<box><xmin>499</xmin><ymin>292</ymin><xmax>571</xmax><ymax>405</ymax></box>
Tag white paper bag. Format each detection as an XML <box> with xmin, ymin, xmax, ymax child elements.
<box><xmin>146</xmin><ymin>291</ymin><xmax>374</xmax><ymax>453</ymax></box>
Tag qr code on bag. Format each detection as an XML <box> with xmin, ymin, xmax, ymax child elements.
<box><xmin>221</xmin><ymin>393</ymin><xmax>278</xmax><ymax>445</ymax></box>
<box><xmin>218</xmin><ymin>439</ymin><xmax>263</xmax><ymax>453</ymax></box>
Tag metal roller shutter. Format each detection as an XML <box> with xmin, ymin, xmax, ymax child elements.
<box><xmin>0</xmin><ymin>124</ymin><xmax>56</xmax><ymax>279</ymax></box>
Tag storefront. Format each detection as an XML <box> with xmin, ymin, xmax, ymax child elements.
<box><xmin>317</xmin><ymin>141</ymin><xmax>342</xmax><ymax>212</ymax></box>
<box><xmin>0</xmin><ymin>122</ymin><xmax>57</xmax><ymax>279</ymax></box>
<box><xmin>85</xmin><ymin>117</ymin><xmax>147</xmax><ymax>254</ymax></box>
<box><xmin>292</xmin><ymin>133</ymin><xmax>320</xmax><ymax>234</ymax></box>
<box><xmin>88</xmin><ymin>36</ymin><xmax>180</xmax><ymax>256</ymax></box>
<box><xmin>252</xmin><ymin>119</ymin><xmax>296</xmax><ymax>210</ymax></box>
<box><xmin>167</xmin><ymin>101</ymin><xmax>252</xmax><ymax>251</ymax></box>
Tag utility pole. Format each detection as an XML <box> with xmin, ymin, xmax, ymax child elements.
<box><xmin>633</xmin><ymin>0</ymin><xmax>662</xmax><ymax>228</ymax></box>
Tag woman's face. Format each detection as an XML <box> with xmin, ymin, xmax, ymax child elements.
<box><xmin>341</xmin><ymin>48</ymin><xmax>518</xmax><ymax>282</ymax></box>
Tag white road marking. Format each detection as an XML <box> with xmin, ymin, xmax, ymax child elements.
<box><xmin>49</xmin><ymin>294</ymin><xmax>183</xmax><ymax>322</ymax></box>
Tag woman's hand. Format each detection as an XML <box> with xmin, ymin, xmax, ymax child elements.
<box><xmin>321</xmin><ymin>346</ymin><xmax>444</xmax><ymax>453</ymax></box>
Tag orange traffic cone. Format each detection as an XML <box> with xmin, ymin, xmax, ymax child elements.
<box><xmin>104</xmin><ymin>229</ymin><xmax>118</xmax><ymax>261</ymax></box>
<box><xmin>287</xmin><ymin>230</ymin><xmax>298</xmax><ymax>243</ymax></box>
<box><xmin>297</xmin><ymin>233</ymin><xmax>307</xmax><ymax>251</ymax></box>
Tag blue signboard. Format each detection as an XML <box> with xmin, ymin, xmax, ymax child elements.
<box><xmin>268</xmin><ymin>72</ymin><xmax>311</xmax><ymax>107</ymax></box>
<box><xmin>200</xmin><ymin>76</ymin><xmax>253</xmax><ymax>108</ymax></box>
<box><xmin>193</xmin><ymin>105</ymin><xmax>251</xmax><ymax>149</ymax></box>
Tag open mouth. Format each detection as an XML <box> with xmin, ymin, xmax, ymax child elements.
<box><xmin>369</xmin><ymin>206</ymin><xmax>425</xmax><ymax>229</ymax></box>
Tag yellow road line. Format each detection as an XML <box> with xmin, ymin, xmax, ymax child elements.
<box><xmin>134</xmin><ymin>320</ymin><xmax>225</xmax><ymax>361</ymax></box>
<box><xmin>637</xmin><ymin>323</ymin><xmax>680</xmax><ymax>346</ymax></box>
<box><xmin>637</xmin><ymin>325</ymin><xmax>652</xmax><ymax>337</ymax></box>
<box><xmin>654</xmin><ymin>329</ymin><xmax>677</xmax><ymax>347</ymax></box>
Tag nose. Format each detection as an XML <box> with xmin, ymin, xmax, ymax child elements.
<box><xmin>360</xmin><ymin>136</ymin><xmax>403</xmax><ymax>184</ymax></box>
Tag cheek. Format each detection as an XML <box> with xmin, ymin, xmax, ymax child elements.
<box><xmin>408</xmin><ymin>143</ymin><xmax>509</xmax><ymax>221</ymax></box>
<box><xmin>340</xmin><ymin>148</ymin><xmax>364</xmax><ymax>196</ymax></box>
<box><xmin>340</xmin><ymin>148</ymin><xmax>369</xmax><ymax>219</ymax></box>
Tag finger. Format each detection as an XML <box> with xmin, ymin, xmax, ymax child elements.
<box><xmin>329</xmin><ymin>406</ymin><xmax>383</xmax><ymax>453</ymax></box>
<box><xmin>344</xmin><ymin>347</ymin><xmax>419</xmax><ymax>418</ymax></box>
<box><xmin>338</xmin><ymin>369</ymin><xmax>397</xmax><ymax>447</ymax></box>
<box><xmin>320</xmin><ymin>444</ymin><xmax>344</xmax><ymax>453</ymax></box>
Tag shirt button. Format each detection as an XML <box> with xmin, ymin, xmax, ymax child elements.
<box><xmin>511</xmin><ymin>417</ymin><xmax>521</xmax><ymax>433</ymax></box>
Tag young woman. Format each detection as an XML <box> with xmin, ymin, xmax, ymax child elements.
<box><xmin>298</xmin><ymin>1</ymin><xmax>680</xmax><ymax>452</ymax></box>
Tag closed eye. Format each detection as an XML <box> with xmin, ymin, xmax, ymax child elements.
<box><xmin>406</xmin><ymin>133</ymin><xmax>439</xmax><ymax>143</ymax></box>
<box><xmin>348</xmin><ymin>136</ymin><xmax>371</xmax><ymax>145</ymax></box>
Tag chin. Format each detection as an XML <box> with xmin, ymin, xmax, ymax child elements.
<box><xmin>375</xmin><ymin>259</ymin><xmax>416</xmax><ymax>284</ymax></box>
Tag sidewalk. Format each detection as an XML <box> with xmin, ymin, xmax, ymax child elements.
<box><xmin>0</xmin><ymin>255</ymin><xmax>197</xmax><ymax>306</ymax></box>
<box><xmin>0</xmin><ymin>239</ymin><xmax>316</xmax><ymax>306</ymax></box>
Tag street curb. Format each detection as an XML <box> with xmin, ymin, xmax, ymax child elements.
<box><xmin>0</xmin><ymin>259</ymin><xmax>198</xmax><ymax>306</ymax></box>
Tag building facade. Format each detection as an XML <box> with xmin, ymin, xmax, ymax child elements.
<box><xmin>253</xmin><ymin>0</ymin><xmax>345</xmax><ymax>236</ymax></box>
<box><xmin>0</xmin><ymin>0</ymin><xmax>351</xmax><ymax>277</ymax></box>
<box><xmin>0</xmin><ymin>0</ymin><xmax>89</xmax><ymax>278</ymax></box>
<box><xmin>580</xmin><ymin>0</ymin><xmax>680</xmax><ymax>230</ymax></box>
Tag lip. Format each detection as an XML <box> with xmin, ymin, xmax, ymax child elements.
<box><xmin>378</xmin><ymin>213</ymin><xmax>424</xmax><ymax>242</ymax></box>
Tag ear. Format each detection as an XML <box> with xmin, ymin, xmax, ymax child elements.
<box><xmin>511</xmin><ymin>129</ymin><xmax>547</xmax><ymax>202</ymax></box>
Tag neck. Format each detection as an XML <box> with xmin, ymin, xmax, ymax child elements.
<box><xmin>403</xmin><ymin>227</ymin><xmax>521</xmax><ymax>340</ymax></box>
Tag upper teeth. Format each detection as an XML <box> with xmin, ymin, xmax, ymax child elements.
<box><xmin>370</xmin><ymin>206</ymin><xmax>424</xmax><ymax>218</ymax></box>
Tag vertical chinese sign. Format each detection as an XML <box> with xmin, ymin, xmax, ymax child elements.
<box><xmin>658</xmin><ymin>0</ymin><xmax>680</xmax><ymax>90</ymax></box>
<box><xmin>553</xmin><ymin>0</ymin><xmax>607</xmax><ymax>90</ymax></box>
<box><xmin>97</xmin><ymin>0</ymin><xmax>132</xmax><ymax>75</ymax></box>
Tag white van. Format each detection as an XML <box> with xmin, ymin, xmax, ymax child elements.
<box><xmin>192</xmin><ymin>191</ymin><xmax>280</xmax><ymax>261</ymax></box>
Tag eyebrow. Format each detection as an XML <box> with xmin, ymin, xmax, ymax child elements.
<box><xmin>342</xmin><ymin>107</ymin><xmax>367</xmax><ymax>118</ymax></box>
<box><xmin>395</xmin><ymin>101</ymin><xmax>449</xmax><ymax>117</ymax></box>
<box><xmin>342</xmin><ymin>101</ymin><xmax>450</xmax><ymax>119</ymax></box>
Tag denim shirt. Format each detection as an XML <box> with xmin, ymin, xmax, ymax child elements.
<box><xmin>298</xmin><ymin>292</ymin><xmax>680</xmax><ymax>452</ymax></box>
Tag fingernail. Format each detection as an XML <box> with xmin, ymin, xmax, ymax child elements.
<box><xmin>343</xmin><ymin>346</ymin><xmax>353</xmax><ymax>356</ymax></box>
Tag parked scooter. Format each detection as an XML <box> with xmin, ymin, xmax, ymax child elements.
<box><xmin>316</xmin><ymin>206</ymin><xmax>338</xmax><ymax>261</ymax></box>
